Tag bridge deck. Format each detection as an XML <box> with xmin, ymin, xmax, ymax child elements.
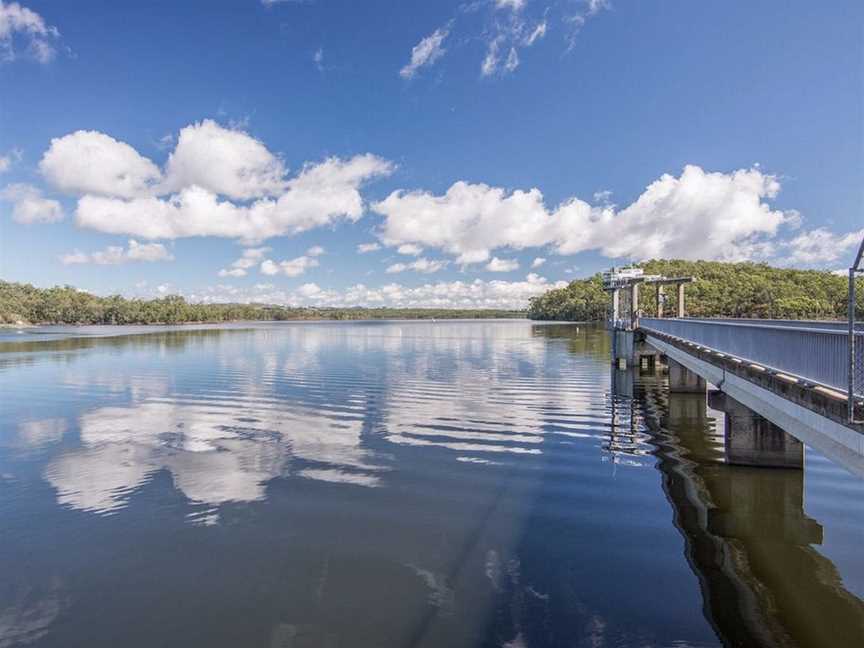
<box><xmin>636</xmin><ymin>318</ymin><xmax>864</xmax><ymax>476</ymax></box>
<box><xmin>639</xmin><ymin>317</ymin><xmax>864</xmax><ymax>399</ymax></box>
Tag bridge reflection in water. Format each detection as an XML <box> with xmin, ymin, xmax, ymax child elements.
<box><xmin>612</xmin><ymin>365</ymin><xmax>864</xmax><ymax>648</ymax></box>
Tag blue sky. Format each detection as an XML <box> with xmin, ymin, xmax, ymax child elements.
<box><xmin>0</xmin><ymin>0</ymin><xmax>862</xmax><ymax>309</ymax></box>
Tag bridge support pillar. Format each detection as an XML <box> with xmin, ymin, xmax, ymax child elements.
<box><xmin>668</xmin><ymin>359</ymin><xmax>706</xmax><ymax>393</ymax></box>
<box><xmin>708</xmin><ymin>391</ymin><xmax>803</xmax><ymax>469</ymax></box>
<box><xmin>612</xmin><ymin>329</ymin><xmax>634</xmax><ymax>368</ymax></box>
<box><xmin>613</xmin><ymin>330</ymin><xmax>658</xmax><ymax>370</ymax></box>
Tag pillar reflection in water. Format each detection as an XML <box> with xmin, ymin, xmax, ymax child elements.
<box><xmin>611</xmin><ymin>364</ymin><xmax>864</xmax><ymax>647</ymax></box>
<box><xmin>708</xmin><ymin>390</ymin><xmax>804</xmax><ymax>470</ymax></box>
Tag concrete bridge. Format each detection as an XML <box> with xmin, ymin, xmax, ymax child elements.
<box><xmin>630</xmin><ymin>317</ymin><xmax>864</xmax><ymax>477</ymax></box>
<box><xmin>602</xmin><ymin>266</ymin><xmax>864</xmax><ymax>477</ymax></box>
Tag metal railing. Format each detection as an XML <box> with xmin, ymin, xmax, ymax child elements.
<box><xmin>683</xmin><ymin>317</ymin><xmax>862</xmax><ymax>332</ymax></box>
<box><xmin>850</xmin><ymin>236</ymin><xmax>864</xmax><ymax>422</ymax></box>
<box><xmin>639</xmin><ymin>318</ymin><xmax>864</xmax><ymax>403</ymax></box>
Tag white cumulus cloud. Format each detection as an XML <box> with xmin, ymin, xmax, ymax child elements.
<box><xmin>783</xmin><ymin>228</ymin><xmax>864</xmax><ymax>266</ymax></box>
<box><xmin>38</xmin><ymin>120</ymin><xmax>393</xmax><ymax>242</ymax></box>
<box><xmin>187</xmin><ymin>273</ymin><xmax>565</xmax><ymax>310</ymax></box>
<box><xmin>40</xmin><ymin>130</ymin><xmax>163</xmax><ymax>199</ymax></box>
<box><xmin>260</xmin><ymin>255</ymin><xmax>319</xmax><ymax>278</ymax></box>
<box><xmin>161</xmin><ymin>120</ymin><xmax>288</xmax><ymax>200</ymax></box>
<box><xmin>1</xmin><ymin>182</ymin><xmax>63</xmax><ymax>223</ymax></box>
<box><xmin>61</xmin><ymin>240</ymin><xmax>173</xmax><ymax>265</ymax></box>
<box><xmin>217</xmin><ymin>246</ymin><xmax>270</xmax><ymax>277</ymax></box>
<box><xmin>396</xmin><ymin>243</ymin><xmax>423</xmax><ymax>256</ymax></box>
<box><xmin>531</xmin><ymin>257</ymin><xmax>546</xmax><ymax>268</ymax></box>
<box><xmin>485</xmin><ymin>257</ymin><xmax>520</xmax><ymax>272</ymax></box>
<box><xmin>374</xmin><ymin>165</ymin><xmax>796</xmax><ymax>264</ymax></box>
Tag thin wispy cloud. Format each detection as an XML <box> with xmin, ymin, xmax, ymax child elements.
<box><xmin>400</xmin><ymin>0</ymin><xmax>609</xmax><ymax>80</ymax></box>
<box><xmin>261</xmin><ymin>0</ymin><xmax>313</xmax><ymax>6</ymax></box>
<box><xmin>0</xmin><ymin>1</ymin><xmax>62</xmax><ymax>63</ymax></box>
<box><xmin>385</xmin><ymin>257</ymin><xmax>448</xmax><ymax>274</ymax></box>
<box><xmin>396</xmin><ymin>243</ymin><xmax>423</xmax><ymax>256</ymax></box>
<box><xmin>154</xmin><ymin>133</ymin><xmax>175</xmax><ymax>151</ymax></box>
<box><xmin>0</xmin><ymin>183</ymin><xmax>63</xmax><ymax>223</ymax></box>
<box><xmin>61</xmin><ymin>240</ymin><xmax>173</xmax><ymax>265</ymax></box>
<box><xmin>782</xmin><ymin>228</ymin><xmax>864</xmax><ymax>266</ymax></box>
<box><xmin>357</xmin><ymin>242</ymin><xmax>382</xmax><ymax>254</ymax></box>
<box><xmin>0</xmin><ymin>148</ymin><xmax>21</xmax><ymax>173</ymax></box>
<box><xmin>400</xmin><ymin>26</ymin><xmax>449</xmax><ymax>79</ymax></box>
<box><xmin>564</xmin><ymin>0</ymin><xmax>610</xmax><ymax>50</ymax></box>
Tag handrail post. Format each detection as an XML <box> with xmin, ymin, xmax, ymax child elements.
<box><xmin>851</xmin><ymin>234</ymin><xmax>863</xmax><ymax>423</ymax></box>
<box><xmin>851</xmin><ymin>268</ymin><xmax>858</xmax><ymax>423</ymax></box>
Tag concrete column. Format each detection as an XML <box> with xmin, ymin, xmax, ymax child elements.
<box><xmin>655</xmin><ymin>284</ymin><xmax>664</xmax><ymax>318</ymax></box>
<box><xmin>630</xmin><ymin>283</ymin><xmax>640</xmax><ymax>325</ymax></box>
<box><xmin>612</xmin><ymin>329</ymin><xmax>634</xmax><ymax>367</ymax></box>
<box><xmin>611</xmin><ymin>289</ymin><xmax>620</xmax><ymax>325</ymax></box>
<box><xmin>668</xmin><ymin>358</ymin><xmax>706</xmax><ymax>393</ymax></box>
<box><xmin>677</xmin><ymin>283</ymin><xmax>686</xmax><ymax>318</ymax></box>
<box><xmin>708</xmin><ymin>391</ymin><xmax>803</xmax><ymax>469</ymax></box>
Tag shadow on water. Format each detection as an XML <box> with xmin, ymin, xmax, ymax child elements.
<box><xmin>623</xmin><ymin>365</ymin><xmax>864</xmax><ymax>648</ymax></box>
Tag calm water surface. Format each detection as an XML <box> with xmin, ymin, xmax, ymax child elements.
<box><xmin>0</xmin><ymin>321</ymin><xmax>862</xmax><ymax>647</ymax></box>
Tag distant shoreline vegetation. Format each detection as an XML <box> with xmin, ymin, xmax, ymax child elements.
<box><xmin>527</xmin><ymin>259</ymin><xmax>863</xmax><ymax>322</ymax></box>
<box><xmin>0</xmin><ymin>281</ymin><xmax>524</xmax><ymax>326</ymax></box>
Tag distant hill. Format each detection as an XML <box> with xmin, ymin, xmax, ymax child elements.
<box><xmin>527</xmin><ymin>259</ymin><xmax>863</xmax><ymax>321</ymax></box>
<box><xmin>0</xmin><ymin>280</ymin><xmax>523</xmax><ymax>325</ymax></box>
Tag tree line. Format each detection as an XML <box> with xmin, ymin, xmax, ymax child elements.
<box><xmin>0</xmin><ymin>281</ymin><xmax>523</xmax><ymax>325</ymax></box>
<box><xmin>527</xmin><ymin>259</ymin><xmax>864</xmax><ymax>321</ymax></box>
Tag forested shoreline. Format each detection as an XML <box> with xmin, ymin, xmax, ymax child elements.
<box><xmin>527</xmin><ymin>259</ymin><xmax>863</xmax><ymax>321</ymax></box>
<box><xmin>5</xmin><ymin>259</ymin><xmax>861</xmax><ymax>326</ymax></box>
<box><xmin>0</xmin><ymin>281</ymin><xmax>523</xmax><ymax>325</ymax></box>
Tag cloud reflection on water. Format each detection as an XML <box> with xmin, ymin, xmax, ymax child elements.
<box><xmin>35</xmin><ymin>322</ymin><xmax>616</xmax><ymax>516</ymax></box>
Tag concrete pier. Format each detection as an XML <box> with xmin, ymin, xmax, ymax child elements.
<box><xmin>709</xmin><ymin>391</ymin><xmax>803</xmax><ymax>469</ymax></box>
<box><xmin>668</xmin><ymin>358</ymin><xmax>706</xmax><ymax>393</ymax></box>
<box><xmin>612</xmin><ymin>329</ymin><xmax>634</xmax><ymax>368</ymax></box>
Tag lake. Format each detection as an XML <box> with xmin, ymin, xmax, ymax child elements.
<box><xmin>1</xmin><ymin>320</ymin><xmax>862</xmax><ymax>647</ymax></box>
